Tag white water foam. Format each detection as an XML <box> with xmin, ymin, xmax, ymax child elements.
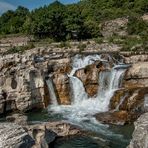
<box><xmin>69</xmin><ymin>76</ymin><xmax>88</xmax><ymax>104</ymax></box>
<box><xmin>70</xmin><ymin>54</ymin><xmax>106</xmax><ymax>76</ymax></box>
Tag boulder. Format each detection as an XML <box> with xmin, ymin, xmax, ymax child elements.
<box><xmin>0</xmin><ymin>123</ymin><xmax>35</xmax><ymax>148</ymax></box>
<box><xmin>53</xmin><ymin>74</ymin><xmax>71</xmax><ymax>105</ymax></box>
<box><xmin>110</xmin><ymin>87</ymin><xmax>148</xmax><ymax>113</ymax></box>
<box><xmin>75</xmin><ymin>61</ymin><xmax>104</xmax><ymax>97</ymax></box>
<box><xmin>125</xmin><ymin>62</ymin><xmax>148</xmax><ymax>87</ymax></box>
<box><xmin>128</xmin><ymin>112</ymin><xmax>148</xmax><ymax>148</ymax></box>
<box><xmin>30</xmin><ymin>125</ymin><xmax>57</xmax><ymax>148</ymax></box>
<box><xmin>6</xmin><ymin>113</ymin><xmax>28</xmax><ymax>125</ymax></box>
<box><xmin>95</xmin><ymin>111</ymin><xmax>130</xmax><ymax>125</ymax></box>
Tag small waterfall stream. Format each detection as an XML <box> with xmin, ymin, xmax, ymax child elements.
<box><xmin>97</xmin><ymin>67</ymin><xmax>127</xmax><ymax>111</ymax></box>
<box><xmin>115</xmin><ymin>93</ymin><xmax>128</xmax><ymax>111</ymax></box>
<box><xmin>46</xmin><ymin>78</ymin><xmax>58</xmax><ymax>106</ymax></box>
<box><xmin>69</xmin><ymin>76</ymin><xmax>88</xmax><ymax>104</ymax></box>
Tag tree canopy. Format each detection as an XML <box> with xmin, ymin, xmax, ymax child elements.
<box><xmin>0</xmin><ymin>0</ymin><xmax>147</xmax><ymax>41</ymax></box>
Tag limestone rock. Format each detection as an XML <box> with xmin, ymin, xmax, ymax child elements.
<box><xmin>6</xmin><ymin>113</ymin><xmax>28</xmax><ymax>125</ymax></box>
<box><xmin>0</xmin><ymin>123</ymin><xmax>35</xmax><ymax>148</ymax></box>
<box><xmin>124</xmin><ymin>55</ymin><xmax>148</xmax><ymax>64</ymax></box>
<box><xmin>95</xmin><ymin>111</ymin><xmax>136</xmax><ymax>125</ymax></box>
<box><xmin>53</xmin><ymin>74</ymin><xmax>71</xmax><ymax>105</ymax></box>
<box><xmin>101</xmin><ymin>18</ymin><xmax>128</xmax><ymax>37</ymax></box>
<box><xmin>75</xmin><ymin>61</ymin><xmax>104</xmax><ymax>97</ymax></box>
<box><xmin>30</xmin><ymin>125</ymin><xmax>57</xmax><ymax>148</ymax></box>
<box><xmin>126</xmin><ymin>62</ymin><xmax>148</xmax><ymax>87</ymax></box>
<box><xmin>128</xmin><ymin>113</ymin><xmax>148</xmax><ymax>148</ymax></box>
<box><xmin>110</xmin><ymin>87</ymin><xmax>148</xmax><ymax>113</ymax></box>
<box><xmin>127</xmin><ymin>62</ymin><xmax>148</xmax><ymax>79</ymax></box>
<box><xmin>0</xmin><ymin>90</ymin><xmax>5</xmax><ymax>114</ymax></box>
<box><xmin>0</xmin><ymin>47</ymin><xmax>71</xmax><ymax>113</ymax></box>
<box><xmin>45</xmin><ymin>121</ymin><xmax>82</xmax><ymax>137</ymax></box>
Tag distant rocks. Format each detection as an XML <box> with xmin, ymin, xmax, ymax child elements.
<box><xmin>142</xmin><ymin>14</ymin><xmax>148</xmax><ymax>22</ymax></box>
<box><xmin>101</xmin><ymin>17</ymin><xmax>128</xmax><ymax>38</ymax></box>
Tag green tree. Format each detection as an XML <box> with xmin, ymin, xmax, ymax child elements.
<box><xmin>127</xmin><ymin>16</ymin><xmax>148</xmax><ymax>35</ymax></box>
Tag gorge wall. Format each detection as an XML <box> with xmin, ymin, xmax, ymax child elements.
<box><xmin>0</xmin><ymin>47</ymin><xmax>148</xmax><ymax>123</ymax></box>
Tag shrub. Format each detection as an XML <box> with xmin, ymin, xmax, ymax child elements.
<box><xmin>121</xmin><ymin>36</ymin><xmax>144</xmax><ymax>51</ymax></box>
<box><xmin>58</xmin><ymin>41</ymin><xmax>71</xmax><ymax>48</ymax></box>
<box><xmin>78</xmin><ymin>43</ymin><xmax>86</xmax><ymax>52</ymax></box>
<box><xmin>127</xmin><ymin>17</ymin><xmax>148</xmax><ymax>36</ymax></box>
<box><xmin>7</xmin><ymin>43</ymin><xmax>35</xmax><ymax>53</ymax></box>
<box><xmin>94</xmin><ymin>37</ymin><xmax>103</xmax><ymax>44</ymax></box>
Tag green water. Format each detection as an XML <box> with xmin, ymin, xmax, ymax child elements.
<box><xmin>27</xmin><ymin>109</ymin><xmax>134</xmax><ymax>148</ymax></box>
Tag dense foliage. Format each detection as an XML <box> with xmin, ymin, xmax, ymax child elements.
<box><xmin>0</xmin><ymin>0</ymin><xmax>147</xmax><ymax>41</ymax></box>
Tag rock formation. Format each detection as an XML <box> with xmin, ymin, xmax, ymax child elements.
<box><xmin>0</xmin><ymin>47</ymin><xmax>148</xmax><ymax>123</ymax></box>
<box><xmin>128</xmin><ymin>112</ymin><xmax>148</xmax><ymax>148</ymax></box>
<box><xmin>0</xmin><ymin>123</ymin><xmax>35</xmax><ymax>148</ymax></box>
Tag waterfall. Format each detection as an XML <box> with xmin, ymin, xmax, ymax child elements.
<box><xmin>69</xmin><ymin>55</ymin><xmax>128</xmax><ymax>112</ymax></box>
<box><xmin>46</xmin><ymin>78</ymin><xmax>58</xmax><ymax>106</ymax></box>
<box><xmin>96</xmin><ymin>66</ymin><xmax>127</xmax><ymax>112</ymax></box>
<box><xmin>69</xmin><ymin>54</ymin><xmax>103</xmax><ymax>105</ymax></box>
<box><xmin>144</xmin><ymin>94</ymin><xmax>148</xmax><ymax>111</ymax></box>
<box><xmin>109</xmin><ymin>65</ymin><xmax>129</xmax><ymax>90</ymax></box>
<box><xmin>69</xmin><ymin>76</ymin><xmax>88</xmax><ymax>104</ymax></box>
<box><xmin>48</xmin><ymin>54</ymin><xmax>130</xmax><ymax>124</ymax></box>
<box><xmin>70</xmin><ymin>54</ymin><xmax>106</xmax><ymax>76</ymax></box>
<box><xmin>97</xmin><ymin>70</ymin><xmax>111</xmax><ymax>99</ymax></box>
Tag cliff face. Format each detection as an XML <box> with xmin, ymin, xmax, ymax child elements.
<box><xmin>108</xmin><ymin>54</ymin><xmax>148</xmax><ymax>124</ymax></box>
<box><xmin>0</xmin><ymin>49</ymin><xmax>72</xmax><ymax>113</ymax></box>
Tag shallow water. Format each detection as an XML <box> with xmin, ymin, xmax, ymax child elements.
<box><xmin>27</xmin><ymin>109</ymin><xmax>134</xmax><ymax>148</ymax></box>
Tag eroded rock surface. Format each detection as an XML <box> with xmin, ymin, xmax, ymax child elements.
<box><xmin>0</xmin><ymin>50</ymin><xmax>71</xmax><ymax>113</ymax></box>
<box><xmin>95</xmin><ymin>110</ymin><xmax>141</xmax><ymax>125</ymax></box>
<box><xmin>0</xmin><ymin>123</ymin><xmax>35</xmax><ymax>148</ymax></box>
<box><xmin>0</xmin><ymin>44</ymin><xmax>148</xmax><ymax>126</ymax></box>
<box><xmin>128</xmin><ymin>112</ymin><xmax>148</xmax><ymax>148</ymax></box>
<box><xmin>101</xmin><ymin>17</ymin><xmax>128</xmax><ymax>37</ymax></box>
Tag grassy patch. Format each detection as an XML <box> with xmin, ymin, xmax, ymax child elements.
<box><xmin>56</xmin><ymin>41</ymin><xmax>71</xmax><ymax>48</ymax></box>
<box><xmin>78</xmin><ymin>43</ymin><xmax>87</xmax><ymax>53</ymax></box>
<box><xmin>7</xmin><ymin>43</ymin><xmax>35</xmax><ymax>54</ymax></box>
<box><xmin>94</xmin><ymin>37</ymin><xmax>104</xmax><ymax>44</ymax></box>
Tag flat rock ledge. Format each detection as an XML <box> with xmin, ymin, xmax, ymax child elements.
<box><xmin>0</xmin><ymin>119</ymin><xmax>83</xmax><ymax>148</ymax></box>
<box><xmin>128</xmin><ymin>112</ymin><xmax>148</xmax><ymax>148</ymax></box>
<box><xmin>0</xmin><ymin>123</ymin><xmax>35</xmax><ymax>148</ymax></box>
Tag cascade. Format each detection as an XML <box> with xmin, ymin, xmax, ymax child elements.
<box><xmin>69</xmin><ymin>76</ymin><xmax>88</xmax><ymax>104</ymax></box>
<box><xmin>70</xmin><ymin>54</ymin><xmax>106</xmax><ymax>76</ymax></box>
<box><xmin>48</xmin><ymin>54</ymin><xmax>129</xmax><ymax>123</ymax></box>
<box><xmin>46</xmin><ymin>78</ymin><xmax>58</xmax><ymax>106</ymax></box>
<box><xmin>144</xmin><ymin>94</ymin><xmax>148</xmax><ymax>110</ymax></box>
<box><xmin>96</xmin><ymin>65</ymin><xmax>127</xmax><ymax>112</ymax></box>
